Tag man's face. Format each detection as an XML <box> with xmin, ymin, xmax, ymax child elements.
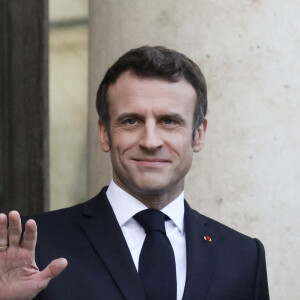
<box><xmin>99</xmin><ymin>71</ymin><xmax>206</xmax><ymax>204</ymax></box>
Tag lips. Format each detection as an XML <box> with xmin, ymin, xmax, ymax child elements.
<box><xmin>132</xmin><ymin>158</ymin><xmax>170</xmax><ymax>167</ymax></box>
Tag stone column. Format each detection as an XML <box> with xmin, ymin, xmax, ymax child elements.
<box><xmin>88</xmin><ymin>1</ymin><xmax>300</xmax><ymax>298</ymax></box>
<box><xmin>0</xmin><ymin>0</ymin><xmax>49</xmax><ymax>214</ymax></box>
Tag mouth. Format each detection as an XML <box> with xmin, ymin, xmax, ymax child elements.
<box><xmin>132</xmin><ymin>158</ymin><xmax>170</xmax><ymax>168</ymax></box>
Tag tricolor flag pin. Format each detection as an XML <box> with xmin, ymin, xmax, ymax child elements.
<box><xmin>204</xmin><ymin>236</ymin><xmax>212</xmax><ymax>242</ymax></box>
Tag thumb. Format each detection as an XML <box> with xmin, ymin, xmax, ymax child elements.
<box><xmin>38</xmin><ymin>258</ymin><xmax>68</xmax><ymax>289</ymax></box>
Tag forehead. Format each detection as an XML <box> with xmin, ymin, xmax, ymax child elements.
<box><xmin>107</xmin><ymin>71</ymin><xmax>197</xmax><ymax>114</ymax></box>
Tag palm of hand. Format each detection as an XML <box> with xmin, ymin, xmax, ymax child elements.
<box><xmin>0</xmin><ymin>212</ymin><xmax>67</xmax><ymax>300</ymax></box>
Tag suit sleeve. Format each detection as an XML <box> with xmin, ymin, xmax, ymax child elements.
<box><xmin>254</xmin><ymin>238</ymin><xmax>270</xmax><ymax>300</ymax></box>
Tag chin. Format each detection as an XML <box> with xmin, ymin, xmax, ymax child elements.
<box><xmin>131</xmin><ymin>181</ymin><xmax>172</xmax><ymax>195</ymax></box>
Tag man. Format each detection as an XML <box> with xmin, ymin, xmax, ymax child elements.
<box><xmin>0</xmin><ymin>46</ymin><xmax>269</xmax><ymax>299</ymax></box>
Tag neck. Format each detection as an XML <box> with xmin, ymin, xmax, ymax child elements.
<box><xmin>134</xmin><ymin>193</ymin><xmax>179</xmax><ymax>210</ymax></box>
<box><xmin>113</xmin><ymin>180</ymin><xmax>184</xmax><ymax>210</ymax></box>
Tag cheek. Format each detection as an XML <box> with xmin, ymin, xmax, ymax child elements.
<box><xmin>167</xmin><ymin>134</ymin><xmax>194</xmax><ymax>155</ymax></box>
<box><xmin>110</xmin><ymin>133</ymin><xmax>137</xmax><ymax>157</ymax></box>
<box><xmin>180</xmin><ymin>141</ymin><xmax>195</xmax><ymax>166</ymax></box>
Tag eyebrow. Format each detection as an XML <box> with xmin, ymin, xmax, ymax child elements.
<box><xmin>114</xmin><ymin>112</ymin><xmax>187</xmax><ymax>124</ymax></box>
<box><xmin>159</xmin><ymin>113</ymin><xmax>186</xmax><ymax>124</ymax></box>
<box><xmin>115</xmin><ymin>113</ymin><xmax>143</xmax><ymax>123</ymax></box>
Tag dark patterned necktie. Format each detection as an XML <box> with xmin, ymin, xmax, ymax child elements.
<box><xmin>134</xmin><ymin>209</ymin><xmax>177</xmax><ymax>300</ymax></box>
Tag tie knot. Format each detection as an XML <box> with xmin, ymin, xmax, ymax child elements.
<box><xmin>134</xmin><ymin>209</ymin><xmax>166</xmax><ymax>234</ymax></box>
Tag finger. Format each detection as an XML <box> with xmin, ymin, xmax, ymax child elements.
<box><xmin>20</xmin><ymin>219</ymin><xmax>37</xmax><ymax>251</ymax></box>
<box><xmin>8</xmin><ymin>211</ymin><xmax>22</xmax><ymax>247</ymax></box>
<box><xmin>0</xmin><ymin>213</ymin><xmax>8</xmax><ymax>246</ymax></box>
<box><xmin>39</xmin><ymin>258</ymin><xmax>68</xmax><ymax>289</ymax></box>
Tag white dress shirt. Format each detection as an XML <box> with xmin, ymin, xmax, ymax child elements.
<box><xmin>106</xmin><ymin>180</ymin><xmax>186</xmax><ymax>300</ymax></box>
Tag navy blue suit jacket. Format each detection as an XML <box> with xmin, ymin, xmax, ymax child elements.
<box><xmin>29</xmin><ymin>187</ymin><xmax>269</xmax><ymax>299</ymax></box>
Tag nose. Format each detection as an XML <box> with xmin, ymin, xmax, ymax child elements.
<box><xmin>139</xmin><ymin>121</ymin><xmax>163</xmax><ymax>150</ymax></box>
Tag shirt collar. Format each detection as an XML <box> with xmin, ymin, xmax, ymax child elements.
<box><xmin>106</xmin><ymin>180</ymin><xmax>185</xmax><ymax>234</ymax></box>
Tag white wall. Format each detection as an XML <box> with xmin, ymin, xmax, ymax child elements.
<box><xmin>88</xmin><ymin>1</ymin><xmax>300</xmax><ymax>298</ymax></box>
<box><xmin>49</xmin><ymin>0</ymin><xmax>88</xmax><ymax>22</ymax></box>
<box><xmin>49</xmin><ymin>0</ymin><xmax>88</xmax><ymax>209</ymax></box>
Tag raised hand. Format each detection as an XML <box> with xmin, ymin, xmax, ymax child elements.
<box><xmin>0</xmin><ymin>211</ymin><xmax>68</xmax><ymax>300</ymax></box>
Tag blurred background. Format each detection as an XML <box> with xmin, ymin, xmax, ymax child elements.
<box><xmin>49</xmin><ymin>0</ymin><xmax>88</xmax><ymax>210</ymax></box>
<box><xmin>1</xmin><ymin>0</ymin><xmax>299</xmax><ymax>298</ymax></box>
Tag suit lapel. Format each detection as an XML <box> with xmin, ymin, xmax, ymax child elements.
<box><xmin>183</xmin><ymin>201</ymin><xmax>220</xmax><ymax>300</ymax></box>
<box><xmin>78</xmin><ymin>188</ymin><xmax>146</xmax><ymax>300</ymax></box>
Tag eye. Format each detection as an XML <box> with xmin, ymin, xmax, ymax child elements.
<box><xmin>125</xmin><ymin>119</ymin><xmax>138</xmax><ymax>125</ymax></box>
<box><xmin>162</xmin><ymin>118</ymin><xmax>175</xmax><ymax>125</ymax></box>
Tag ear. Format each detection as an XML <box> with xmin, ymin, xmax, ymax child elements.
<box><xmin>98</xmin><ymin>121</ymin><xmax>110</xmax><ymax>152</ymax></box>
<box><xmin>193</xmin><ymin>119</ymin><xmax>207</xmax><ymax>153</ymax></box>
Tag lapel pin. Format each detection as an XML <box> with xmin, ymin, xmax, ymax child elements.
<box><xmin>204</xmin><ymin>236</ymin><xmax>212</xmax><ymax>242</ymax></box>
